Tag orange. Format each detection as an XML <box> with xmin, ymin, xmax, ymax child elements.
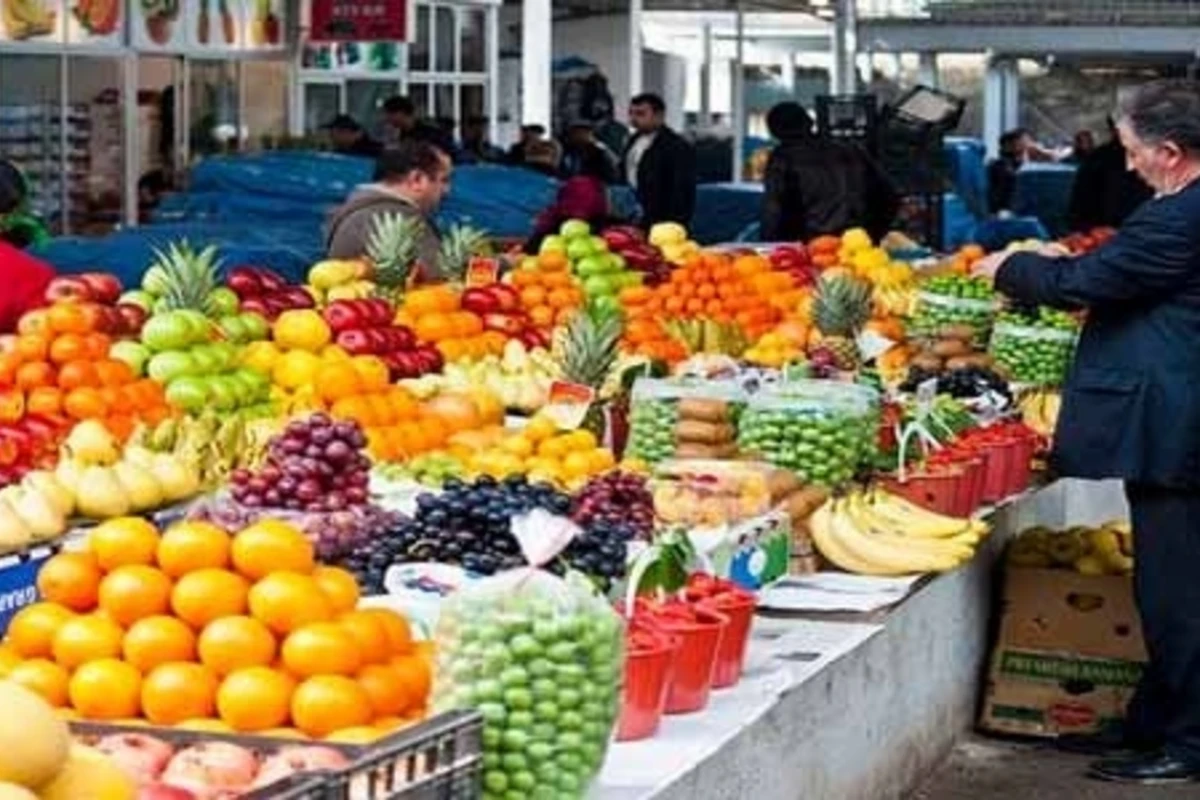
<box><xmin>366</xmin><ymin>609</ymin><xmax>414</xmax><ymax>657</ymax></box>
<box><xmin>530</xmin><ymin>306</ymin><xmax>554</xmax><ymax>328</ymax></box>
<box><xmin>337</xmin><ymin>611</ymin><xmax>390</xmax><ymax>665</ymax></box>
<box><xmin>17</xmin><ymin>310</ymin><xmax>50</xmax><ymax>335</ymax></box>
<box><xmin>69</xmin><ymin>658</ymin><xmax>142</xmax><ymax>720</ymax></box>
<box><xmin>37</xmin><ymin>552</ymin><xmax>102</xmax><ymax>612</ymax></box>
<box><xmin>414</xmin><ymin>313</ymin><xmax>453</xmax><ymax>342</ymax></box>
<box><xmin>175</xmin><ymin>718</ymin><xmax>233</xmax><ymax>733</ymax></box>
<box><xmin>94</xmin><ymin>359</ymin><xmax>134</xmax><ymax>387</ymax></box>
<box><xmin>16</xmin><ymin>332</ymin><xmax>51</xmax><ymax>361</ymax></box>
<box><xmin>357</xmin><ymin>663</ymin><xmax>413</xmax><ymax>717</ymax></box>
<box><xmin>52</xmin><ymin>613</ymin><xmax>124</xmax><ymax>669</ymax></box>
<box><xmin>156</xmin><ymin>521</ymin><xmax>231</xmax><ymax>578</ymax></box>
<box><xmin>15</xmin><ymin>361</ymin><xmax>55</xmax><ymax>391</ymax></box>
<box><xmin>88</xmin><ymin>517</ymin><xmax>160</xmax><ymax>571</ymax></box>
<box><xmin>519</xmin><ymin>286</ymin><xmax>547</xmax><ymax>308</ymax></box>
<box><xmin>6</xmin><ymin>602</ymin><xmax>74</xmax><ymax>658</ymax></box>
<box><xmin>509</xmin><ymin>269</ymin><xmax>538</xmax><ymax>288</ymax></box>
<box><xmin>122</xmin><ymin>615</ymin><xmax>197</xmax><ymax>673</ymax></box>
<box><xmin>316</xmin><ymin>362</ymin><xmax>363</xmax><ymax>404</ymax></box>
<box><xmin>142</xmin><ymin>663</ymin><xmax>218</xmax><ymax>725</ymax></box>
<box><xmin>48</xmin><ymin>333</ymin><xmax>85</xmax><ymax>364</ymax></box>
<box><xmin>230</xmin><ymin>520</ymin><xmax>315</xmax><ymax>580</ymax></box>
<box><xmin>197</xmin><ymin>616</ymin><xmax>277</xmax><ymax>676</ymax></box>
<box><xmin>7</xmin><ymin>658</ymin><xmax>70</xmax><ymax>707</ymax></box>
<box><xmin>312</xmin><ymin>566</ymin><xmax>360</xmax><ymax>613</ymax></box>
<box><xmin>57</xmin><ymin>360</ymin><xmax>98</xmax><ymax>391</ymax></box>
<box><xmin>291</xmin><ymin>675</ymin><xmax>372</xmax><ymax>738</ymax></box>
<box><xmin>350</xmin><ymin>356</ymin><xmax>390</xmax><ymax>392</ymax></box>
<box><xmin>98</xmin><ymin>565</ymin><xmax>173</xmax><ymax>627</ymax></box>
<box><xmin>281</xmin><ymin>622</ymin><xmax>362</xmax><ymax>677</ymax></box>
<box><xmin>248</xmin><ymin>572</ymin><xmax>333</xmax><ymax>636</ymax></box>
<box><xmin>82</xmin><ymin>332</ymin><xmax>111</xmax><ymax>360</ymax></box>
<box><xmin>217</xmin><ymin>666</ymin><xmax>295</xmax><ymax>732</ymax></box>
<box><xmin>538</xmin><ymin>251</ymin><xmax>569</xmax><ymax>272</ymax></box>
<box><xmin>392</xmin><ymin>654</ymin><xmax>432</xmax><ymax>704</ymax></box>
<box><xmin>47</xmin><ymin>303</ymin><xmax>92</xmax><ymax>335</ymax></box>
<box><xmin>25</xmin><ymin>386</ymin><xmax>63</xmax><ymax>417</ymax></box>
<box><xmin>171</xmin><ymin>569</ymin><xmax>249</xmax><ymax>629</ymax></box>
<box><xmin>64</xmin><ymin>386</ymin><xmax>108</xmax><ymax>419</ymax></box>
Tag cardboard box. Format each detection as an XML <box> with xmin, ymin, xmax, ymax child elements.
<box><xmin>980</xmin><ymin>567</ymin><xmax>1147</xmax><ymax>737</ymax></box>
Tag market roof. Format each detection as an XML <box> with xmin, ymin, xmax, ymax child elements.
<box><xmin>521</xmin><ymin>0</ymin><xmax>835</xmax><ymax>19</ymax></box>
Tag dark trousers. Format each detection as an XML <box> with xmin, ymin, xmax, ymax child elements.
<box><xmin>1124</xmin><ymin>482</ymin><xmax>1200</xmax><ymax>763</ymax></box>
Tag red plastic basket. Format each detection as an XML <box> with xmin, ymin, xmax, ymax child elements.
<box><xmin>659</xmin><ymin>608</ymin><xmax>728</xmax><ymax>714</ymax></box>
<box><xmin>705</xmin><ymin>594</ymin><xmax>755</xmax><ymax>689</ymax></box>
<box><xmin>882</xmin><ymin>466</ymin><xmax>964</xmax><ymax>517</ymax></box>
<box><xmin>615</xmin><ymin>635</ymin><xmax>678</xmax><ymax>741</ymax></box>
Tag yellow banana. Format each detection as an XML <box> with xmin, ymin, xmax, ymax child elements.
<box><xmin>845</xmin><ymin>494</ymin><xmax>980</xmax><ymax>555</ymax></box>
<box><xmin>809</xmin><ymin>501</ymin><xmax>891</xmax><ymax>575</ymax></box>
<box><xmin>820</xmin><ymin>500</ymin><xmax>967</xmax><ymax>575</ymax></box>
<box><xmin>1088</xmin><ymin>528</ymin><xmax>1134</xmax><ymax>574</ymax></box>
<box><xmin>865</xmin><ymin>488</ymin><xmax>982</xmax><ymax>538</ymax></box>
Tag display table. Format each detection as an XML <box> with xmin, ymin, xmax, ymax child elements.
<box><xmin>593</xmin><ymin>479</ymin><xmax>1127</xmax><ymax>800</ymax></box>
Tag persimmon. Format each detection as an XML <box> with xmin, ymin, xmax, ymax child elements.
<box><xmin>64</xmin><ymin>387</ymin><xmax>108</xmax><ymax>419</ymax></box>
<box><xmin>47</xmin><ymin>303</ymin><xmax>91</xmax><ymax>335</ymax></box>
<box><xmin>15</xmin><ymin>361</ymin><xmax>55</xmax><ymax>391</ymax></box>
<box><xmin>94</xmin><ymin>359</ymin><xmax>134</xmax><ymax>387</ymax></box>
<box><xmin>82</xmin><ymin>332</ymin><xmax>112</xmax><ymax>360</ymax></box>
<box><xmin>57</xmin><ymin>360</ymin><xmax>99</xmax><ymax>391</ymax></box>
<box><xmin>16</xmin><ymin>333</ymin><xmax>50</xmax><ymax>361</ymax></box>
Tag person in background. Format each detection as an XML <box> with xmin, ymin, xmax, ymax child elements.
<box><xmin>561</xmin><ymin>121</ymin><xmax>619</xmax><ymax>184</ymax></box>
<box><xmin>519</xmin><ymin>140</ymin><xmax>563</xmax><ymax>179</ymax></box>
<box><xmin>759</xmin><ymin>101</ymin><xmax>898</xmax><ymax>243</ymax></box>
<box><xmin>525</xmin><ymin>154</ymin><xmax>620</xmax><ymax>254</ymax></box>
<box><xmin>324</xmin><ymin>114</ymin><xmax>383</xmax><ymax>159</ymax></box>
<box><xmin>971</xmin><ymin>79</ymin><xmax>1200</xmax><ymax>786</ymax></box>
<box><xmin>1067</xmin><ymin>129</ymin><xmax>1097</xmax><ymax>163</ymax></box>
<box><xmin>381</xmin><ymin>96</ymin><xmax>455</xmax><ymax>155</ymax></box>
<box><xmin>324</xmin><ymin>141</ymin><xmax>451</xmax><ymax>282</ymax></box>
<box><xmin>622</xmin><ymin>93</ymin><xmax>696</xmax><ymax>227</ymax></box>
<box><xmin>507</xmin><ymin>124</ymin><xmax>547</xmax><ymax>166</ymax></box>
<box><xmin>987</xmin><ymin>128</ymin><xmax>1031</xmax><ymax>214</ymax></box>
<box><xmin>458</xmin><ymin>116</ymin><xmax>504</xmax><ymax>165</ymax></box>
<box><xmin>0</xmin><ymin>160</ymin><xmax>55</xmax><ymax>331</ymax></box>
<box><xmin>1069</xmin><ymin>117</ymin><xmax>1154</xmax><ymax>231</ymax></box>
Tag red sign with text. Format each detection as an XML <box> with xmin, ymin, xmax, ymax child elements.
<box><xmin>310</xmin><ymin>0</ymin><xmax>409</xmax><ymax>42</ymax></box>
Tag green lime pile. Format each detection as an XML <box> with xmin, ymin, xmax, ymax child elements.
<box><xmin>989</xmin><ymin>308</ymin><xmax>1078</xmax><ymax>386</ymax></box>
<box><xmin>911</xmin><ymin>276</ymin><xmax>997</xmax><ymax>347</ymax></box>
<box><xmin>737</xmin><ymin>403</ymin><xmax>868</xmax><ymax>486</ymax></box>
<box><xmin>433</xmin><ymin>576</ymin><xmax>623</xmax><ymax>799</ymax></box>
<box><xmin>628</xmin><ymin>399</ymin><xmax>680</xmax><ymax>463</ymax></box>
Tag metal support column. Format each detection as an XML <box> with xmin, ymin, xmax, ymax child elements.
<box><xmin>917</xmin><ymin>52</ymin><xmax>939</xmax><ymax>88</ymax></box>
<box><xmin>122</xmin><ymin>54</ymin><xmax>139</xmax><ymax>228</ymax></box>
<box><xmin>732</xmin><ymin>1</ymin><xmax>745</xmax><ymax>182</ymax></box>
<box><xmin>700</xmin><ymin>22</ymin><xmax>713</xmax><ymax>127</ymax></box>
<box><xmin>983</xmin><ymin>55</ymin><xmax>1019</xmax><ymax>160</ymax></box>
<box><xmin>521</xmin><ymin>0</ymin><xmax>552</xmax><ymax>127</ymax></box>
<box><xmin>487</xmin><ymin>5</ymin><xmax>500</xmax><ymax>144</ymax></box>
<box><xmin>629</xmin><ymin>0</ymin><xmax>644</xmax><ymax>101</ymax></box>
<box><xmin>832</xmin><ymin>0</ymin><xmax>857</xmax><ymax>94</ymax></box>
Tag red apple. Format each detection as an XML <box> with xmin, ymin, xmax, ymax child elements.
<box><xmin>365</xmin><ymin>298</ymin><xmax>394</xmax><ymax>327</ymax></box>
<box><xmin>95</xmin><ymin>733</ymin><xmax>175</xmax><ymax>784</ymax></box>
<box><xmin>256</xmin><ymin>269</ymin><xmax>286</xmax><ymax>294</ymax></box>
<box><xmin>323</xmin><ymin>300</ymin><xmax>363</xmax><ymax>333</ymax></box>
<box><xmin>336</xmin><ymin>329</ymin><xmax>374</xmax><ymax>355</ymax></box>
<box><xmin>44</xmin><ymin>276</ymin><xmax>94</xmax><ymax>303</ymax></box>
<box><xmin>280</xmin><ymin>287</ymin><xmax>316</xmax><ymax>309</ymax></box>
<box><xmin>77</xmin><ymin>272</ymin><xmax>123</xmax><ymax>304</ymax></box>
<box><xmin>116</xmin><ymin>303</ymin><xmax>149</xmax><ymax>334</ymax></box>
<box><xmin>162</xmin><ymin>743</ymin><xmax>258</xmax><ymax>796</ymax></box>
<box><xmin>461</xmin><ymin>287</ymin><xmax>501</xmax><ymax>315</ymax></box>
<box><xmin>482</xmin><ymin>312</ymin><xmax>525</xmax><ymax>337</ymax></box>
<box><xmin>138</xmin><ymin>785</ymin><xmax>197</xmax><ymax>800</ymax></box>
<box><xmin>251</xmin><ymin>746</ymin><xmax>349</xmax><ymax>790</ymax></box>
<box><xmin>389</xmin><ymin>325</ymin><xmax>416</xmax><ymax>351</ymax></box>
<box><xmin>488</xmin><ymin>284</ymin><xmax>521</xmax><ymax>312</ymax></box>
<box><xmin>239</xmin><ymin>297</ymin><xmax>269</xmax><ymax>317</ymax></box>
<box><xmin>364</xmin><ymin>328</ymin><xmax>390</xmax><ymax>353</ymax></box>
<box><xmin>226</xmin><ymin>267</ymin><xmax>264</xmax><ymax>299</ymax></box>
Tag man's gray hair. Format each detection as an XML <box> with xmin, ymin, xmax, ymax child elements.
<box><xmin>1117</xmin><ymin>79</ymin><xmax>1200</xmax><ymax>154</ymax></box>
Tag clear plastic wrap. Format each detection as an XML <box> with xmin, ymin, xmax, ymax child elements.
<box><xmin>910</xmin><ymin>290</ymin><xmax>998</xmax><ymax>347</ymax></box>
<box><xmin>431</xmin><ymin>510</ymin><xmax>623</xmax><ymax>799</ymax></box>
<box><xmin>626</xmin><ymin>378</ymin><xmax>746</xmax><ymax>464</ymax></box>
<box><xmin>989</xmin><ymin>321</ymin><xmax>1077</xmax><ymax>387</ymax></box>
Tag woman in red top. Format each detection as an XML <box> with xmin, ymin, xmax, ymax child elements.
<box><xmin>0</xmin><ymin>161</ymin><xmax>53</xmax><ymax>333</ymax></box>
<box><xmin>525</xmin><ymin>150</ymin><xmax>624</xmax><ymax>254</ymax></box>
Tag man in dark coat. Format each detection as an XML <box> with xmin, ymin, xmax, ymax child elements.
<box><xmin>986</xmin><ymin>128</ymin><xmax>1030</xmax><ymax>213</ymax></box>
<box><xmin>324</xmin><ymin>114</ymin><xmax>384</xmax><ymax>159</ymax></box>
<box><xmin>973</xmin><ymin>78</ymin><xmax>1200</xmax><ymax>786</ymax></box>
<box><xmin>382</xmin><ymin>96</ymin><xmax>455</xmax><ymax>156</ymax></box>
<box><xmin>760</xmin><ymin>102</ymin><xmax>898</xmax><ymax>242</ymax></box>
<box><xmin>621</xmin><ymin>93</ymin><xmax>696</xmax><ymax>227</ymax></box>
<box><xmin>1068</xmin><ymin>117</ymin><xmax>1154</xmax><ymax>231</ymax></box>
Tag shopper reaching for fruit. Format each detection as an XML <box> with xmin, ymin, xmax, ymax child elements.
<box><xmin>0</xmin><ymin>159</ymin><xmax>55</xmax><ymax>332</ymax></box>
<box><xmin>325</xmin><ymin>141</ymin><xmax>451</xmax><ymax>284</ymax></box>
<box><xmin>973</xmin><ymin>79</ymin><xmax>1200</xmax><ymax>787</ymax></box>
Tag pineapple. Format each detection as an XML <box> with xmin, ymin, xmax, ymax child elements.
<box><xmin>148</xmin><ymin>241</ymin><xmax>223</xmax><ymax>315</ymax></box>
<box><xmin>366</xmin><ymin>212</ymin><xmax>422</xmax><ymax>299</ymax></box>
<box><xmin>812</xmin><ymin>275</ymin><xmax>872</xmax><ymax>371</ymax></box>
<box><xmin>437</xmin><ymin>224</ymin><xmax>491</xmax><ymax>283</ymax></box>
<box><xmin>557</xmin><ymin>303</ymin><xmax>622</xmax><ymax>440</ymax></box>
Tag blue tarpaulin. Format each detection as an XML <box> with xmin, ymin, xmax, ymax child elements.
<box><xmin>1012</xmin><ymin>163</ymin><xmax>1076</xmax><ymax>239</ymax></box>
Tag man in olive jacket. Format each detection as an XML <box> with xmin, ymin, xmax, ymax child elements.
<box><xmin>973</xmin><ymin>79</ymin><xmax>1200</xmax><ymax>786</ymax></box>
<box><xmin>325</xmin><ymin>141</ymin><xmax>451</xmax><ymax>281</ymax></box>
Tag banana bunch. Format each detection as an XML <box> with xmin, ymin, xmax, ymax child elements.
<box><xmin>131</xmin><ymin>412</ymin><xmax>280</xmax><ymax>489</ymax></box>
<box><xmin>810</xmin><ymin>488</ymin><xmax>989</xmax><ymax>576</ymax></box>
<box><xmin>3</xmin><ymin>0</ymin><xmax>54</xmax><ymax>38</ymax></box>
<box><xmin>1008</xmin><ymin>522</ymin><xmax>1133</xmax><ymax>575</ymax></box>
<box><xmin>1018</xmin><ymin>389</ymin><xmax>1061</xmax><ymax>438</ymax></box>
<box><xmin>872</xmin><ymin>285</ymin><xmax>917</xmax><ymax>318</ymax></box>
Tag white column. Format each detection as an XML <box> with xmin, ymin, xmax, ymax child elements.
<box><xmin>983</xmin><ymin>56</ymin><xmax>1019</xmax><ymax>160</ymax></box>
<box><xmin>629</xmin><ymin>0</ymin><xmax>644</xmax><ymax>99</ymax></box>
<box><xmin>487</xmin><ymin>6</ymin><xmax>500</xmax><ymax>144</ymax></box>
<box><xmin>122</xmin><ymin>54</ymin><xmax>139</xmax><ymax>228</ymax></box>
<box><xmin>781</xmin><ymin>53</ymin><xmax>796</xmax><ymax>98</ymax></box>
<box><xmin>732</xmin><ymin>2</ymin><xmax>746</xmax><ymax>183</ymax></box>
<box><xmin>699</xmin><ymin>23</ymin><xmax>713</xmax><ymax>127</ymax></box>
<box><xmin>917</xmin><ymin>52</ymin><xmax>939</xmax><ymax>89</ymax></box>
<box><xmin>832</xmin><ymin>0</ymin><xmax>857</xmax><ymax>94</ymax></box>
<box><xmin>521</xmin><ymin>0</ymin><xmax>552</xmax><ymax>128</ymax></box>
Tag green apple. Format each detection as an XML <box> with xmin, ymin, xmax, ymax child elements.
<box><xmin>583</xmin><ymin>275</ymin><xmax>616</xmax><ymax>296</ymax></box>
<box><xmin>141</xmin><ymin>313</ymin><xmax>195</xmax><ymax>353</ymax></box>
<box><xmin>236</xmin><ymin>369</ymin><xmax>271</xmax><ymax>402</ymax></box>
<box><xmin>211</xmin><ymin>341</ymin><xmax>239</xmax><ymax>371</ymax></box>
<box><xmin>615</xmin><ymin>272</ymin><xmax>643</xmax><ymax>289</ymax></box>
<box><xmin>566</xmin><ymin>237</ymin><xmax>594</xmax><ymax>262</ymax></box>
<box><xmin>589</xmin><ymin>236</ymin><xmax>610</xmax><ymax>254</ymax></box>
<box><xmin>239</xmin><ymin>312</ymin><xmax>270</xmax><ymax>341</ymax></box>
<box><xmin>560</xmin><ymin>219</ymin><xmax>591</xmax><ymax>240</ymax></box>
<box><xmin>165</xmin><ymin>376</ymin><xmax>209</xmax><ymax>412</ymax></box>
<box><xmin>148</xmin><ymin>351</ymin><xmax>198</xmax><ymax>383</ymax></box>
<box><xmin>141</xmin><ymin>265</ymin><xmax>170</xmax><ymax>296</ymax></box>
<box><xmin>217</xmin><ymin>315</ymin><xmax>248</xmax><ymax>342</ymax></box>
<box><xmin>176</xmin><ymin>310</ymin><xmax>213</xmax><ymax>342</ymax></box>
<box><xmin>540</xmin><ymin>235</ymin><xmax>566</xmax><ymax>255</ymax></box>
<box><xmin>594</xmin><ymin>294</ymin><xmax>623</xmax><ymax>315</ymax></box>
<box><xmin>109</xmin><ymin>341</ymin><xmax>151</xmax><ymax>376</ymax></box>
<box><xmin>605</xmin><ymin>253</ymin><xmax>626</xmax><ymax>272</ymax></box>
<box><xmin>206</xmin><ymin>287</ymin><xmax>240</xmax><ymax>318</ymax></box>
<box><xmin>189</xmin><ymin>345</ymin><xmax>223</xmax><ymax>375</ymax></box>
<box><xmin>119</xmin><ymin>290</ymin><xmax>155</xmax><ymax>311</ymax></box>
<box><xmin>574</xmin><ymin>256</ymin><xmax>606</xmax><ymax>278</ymax></box>
<box><xmin>207</xmin><ymin>377</ymin><xmax>240</xmax><ymax>412</ymax></box>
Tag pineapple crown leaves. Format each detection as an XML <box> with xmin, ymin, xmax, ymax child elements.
<box><xmin>814</xmin><ymin>274</ymin><xmax>873</xmax><ymax>337</ymax></box>
<box><xmin>148</xmin><ymin>240</ymin><xmax>223</xmax><ymax>314</ymax></box>
<box><xmin>437</xmin><ymin>224</ymin><xmax>491</xmax><ymax>282</ymax></box>
<box><xmin>558</xmin><ymin>300</ymin><xmax>623</xmax><ymax>389</ymax></box>
<box><xmin>366</xmin><ymin>212</ymin><xmax>421</xmax><ymax>291</ymax></box>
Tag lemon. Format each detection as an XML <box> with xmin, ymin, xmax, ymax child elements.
<box><xmin>561</xmin><ymin>451</ymin><xmax>593</xmax><ymax>479</ymax></box>
<box><xmin>321</xmin><ymin>344</ymin><xmax>351</xmax><ymax>362</ymax></box>
<box><xmin>241</xmin><ymin>341</ymin><xmax>282</xmax><ymax>373</ymax></box>
<box><xmin>500</xmin><ymin>435</ymin><xmax>534</xmax><ymax>458</ymax></box>
<box><xmin>537</xmin><ymin>436</ymin><xmax>570</xmax><ymax>459</ymax></box>
<box><xmin>587</xmin><ymin>448</ymin><xmax>616</xmax><ymax>472</ymax></box>
<box><xmin>272</xmin><ymin>309</ymin><xmax>332</xmax><ymax>353</ymax></box>
<box><xmin>272</xmin><ymin>350</ymin><xmax>322</xmax><ymax>390</ymax></box>
<box><xmin>562</xmin><ymin>429</ymin><xmax>599</xmax><ymax>452</ymax></box>
<box><xmin>523</xmin><ymin>415</ymin><xmax>559</xmax><ymax>443</ymax></box>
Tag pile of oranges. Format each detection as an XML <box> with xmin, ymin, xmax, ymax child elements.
<box><xmin>397</xmin><ymin>286</ymin><xmax>505</xmax><ymax>363</ymax></box>
<box><xmin>508</xmin><ymin>252</ymin><xmax>585</xmax><ymax>331</ymax></box>
<box><xmin>0</xmin><ymin>517</ymin><xmax>430</xmax><ymax>740</ymax></box>
<box><xmin>0</xmin><ymin>301</ymin><xmax>173</xmax><ymax>440</ymax></box>
<box><xmin>328</xmin><ymin>383</ymin><xmax>450</xmax><ymax>462</ymax></box>
<box><xmin>619</xmin><ymin>252</ymin><xmax>805</xmax><ymax>362</ymax></box>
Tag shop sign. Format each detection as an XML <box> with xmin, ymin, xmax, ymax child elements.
<box><xmin>310</xmin><ymin>0</ymin><xmax>411</xmax><ymax>43</ymax></box>
<box><xmin>0</xmin><ymin>548</ymin><xmax>55</xmax><ymax>637</ymax></box>
<box><xmin>130</xmin><ymin>0</ymin><xmax>187</xmax><ymax>50</ymax></box>
<box><xmin>0</xmin><ymin>0</ymin><xmax>66</xmax><ymax>44</ymax></box>
<box><xmin>67</xmin><ymin>0</ymin><xmax>123</xmax><ymax>47</ymax></box>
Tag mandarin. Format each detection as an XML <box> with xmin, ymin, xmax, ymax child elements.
<box><xmin>142</xmin><ymin>663</ymin><xmax>219</xmax><ymax>725</ymax></box>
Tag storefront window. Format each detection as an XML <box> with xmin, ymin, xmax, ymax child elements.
<box><xmin>303</xmin><ymin>83</ymin><xmax>341</xmax><ymax>137</ymax></box>
<box><xmin>435</xmin><ymin>7</ymin><xmax>457</xmax><ymax>73</ymax></box>
<box><xmin>242</xmin><ymin>60</ymin><xmax>289</xmax><ymax>149</ymax></box>
<box><xmin>435</xmin><ymin>84</ymin><xmax>455</xmax><ymax>131</ymax></box>
<box><xmin>461</xmin><ymin>84</ymin><xmax>485</xmax><ymax>123</ymax></box>
<box><xmin>190</xmin><ymin>60</ymin><xmax>241</xmax><ymax>158</ymax></box>
<box><xmin>410</xmin><ymin>83</ymin><xmax>431</xmax><ymax>117</ymax></box>
<box><xmin>66</xmin><ymin>57</ymin><xmax>124</xmax><ymax>235</ymax></box>
<box><xmin>0</xmin><ymin>55</ymin><xmax>64</xmax><ymax>232</ymax></box>
<box><xmin>347</xmin><ymin>80</ymin><xmax>400</xmax><ymax>139</ymax></box>
<box><xmin>460</xmin><ymin>8</ymin><xmax>485</xmax><ymax>74</ymax></box>
<box><xmin>411</xmin><ymin>6</ymin><xmax>431</xmax><ymax>72</ymax></box>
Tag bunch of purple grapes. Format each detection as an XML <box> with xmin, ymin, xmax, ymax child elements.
<box><xmin>229</xmin><ymin>413</ymin><xmax>372</xmax><ymax>513</ymax></box>
<box><xmin>570</xmin><ymin>471</ymin><xmax>655</xmax><ymax>539</ymax></box>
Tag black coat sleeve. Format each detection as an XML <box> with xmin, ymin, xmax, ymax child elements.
<box><xmin>667</xmin><ymin>138</ymin><xmax>696</xmax><ymax>224</ymax></box>
<box><xmin>1067</xmin><ymin>157</ymin><xmax>1102</xmax><ymax>232</ymax></box>
<box><xmin>760</xmin><ymin>151</ymin><xmax>791</xmax><ymax>241</ymax></box>
<box><xmin>864</xmin><ymin>153</ymin><xmax>899</xmax><ymax>240</ymax></box>
<box><xmin>996</xmin><ymin>201</ymin><xmax>1195</xmax><ymax>310</ymax></box>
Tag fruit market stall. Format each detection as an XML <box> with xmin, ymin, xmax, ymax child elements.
<box><xmin>0</xmin><ymin>213</ymin><xmax>1124</xmax><ymax>799</ymax></box>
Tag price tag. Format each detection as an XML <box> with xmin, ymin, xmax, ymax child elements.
<box><xmin>916</xmin><ymin>378</ymin><xmax>938</xmax><ymax>411</ymax></box>
<box><xmin>856</xmin><ymin>329</ymin><xmax>896</xmax><ymax>362</ymax></box>
<box><xmin>465</xmin><ymin>257</ymin><xmax>500</xmax><ymax>287</ymax></box>
<box><xmin>542</xmin><ymin>381</ymin><xmax>596</xmax><ymax>430</ymax></box>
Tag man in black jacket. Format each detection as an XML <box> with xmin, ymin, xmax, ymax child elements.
<box><xmin>973</xmin><ymin>79</ymin><xmax>1200</xmax><ymax>786</ymax></box>
<box><xmin>382</xmin><ymin>96</ymin><xmax>455</xmax><ymax>156</ymax></box>
<box><xmin>621</xmin><ymin>94</ymin><xmax>696</xmax><ymax>227</ymax></box>
<box><xmin>760</xmin><ymin>102</ymin><xmax>898</xmax><ymax>242</ymax></box>
<box><xmin>1068</xmin><ymin>117</ymin><xmax>1154</xmax><ymax>231</ymax></box>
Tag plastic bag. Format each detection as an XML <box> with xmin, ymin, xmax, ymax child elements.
<box><xmin>627</xmin><ymin>377</ymin><xmax>747</xmax><ymax>464</ymax></box>
<box><xmin>431</xmin><ymin>509</ymin><xmax>624</xmax><ymax>799</ymax></box>
<box><xmin>988</xmin><ymin>321</ymin><xmax>1077</xmax><ymax>387</ymax></box>
<box><xmin>910</xmin><ymin>290</ymin><xmax>998</xmax><ymax>347</ymax></box>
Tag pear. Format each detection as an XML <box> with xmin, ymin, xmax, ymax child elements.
<box><xmin>114</xmin><ymin>462</ymin><xmax>165</xmax><ymax>512</ymax></box>
<box><xmin>9</xmin><ymin>487</ymin><xmax>65</xmax><ymax>542</ymax></box>
<box><xmin>62</xmin><ymin>420</ymin><xmax>120</xmax><ymax>467</ymax></box>
<box><xmin>122</xmin><ymin>445</ymin><xmax>158</xmax><ymax>471</ymax></box>
<box><xmin>22</xmin><ymin>471</ymin><xmax>74</xmax><ymax>518</ymax></box>
<box><xmin>152</xmin><ymin>454</ymin><xmax>200</xmax><ymax>503</ymax></box>
<box><xmin>0</xmin><ymin>498</ymin><xmax>32</xmax><ymax>553</ymax></box>
<box><xmin>54</xmin><ymin>459</ymin><xmax>84</xmax><ymax>496</ymax></box>
<box><xmin>75</xmin><ymin>466</ymin><xmax>131</xmax><ymax>520</ymax></box>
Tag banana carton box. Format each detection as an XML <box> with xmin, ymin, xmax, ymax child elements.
<box><xmin>980</xmin><ymin>524</ymin><xmax>1145</xmax><ymax>737</ymax></box>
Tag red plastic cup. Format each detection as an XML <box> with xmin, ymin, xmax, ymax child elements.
<box><xmin>615</xmin><ymin>637</ymin><xmax>677</xmax><ymax>741</ymax></box>
<box><xmin>659</xmin><ymin>608</ymin><xmax>728</xmax><ymax>714</ymax></box>
<box><xmin>705</xmin><ymin>594</ymin><xmax>755</xmax><ymax>688</ymax></box>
